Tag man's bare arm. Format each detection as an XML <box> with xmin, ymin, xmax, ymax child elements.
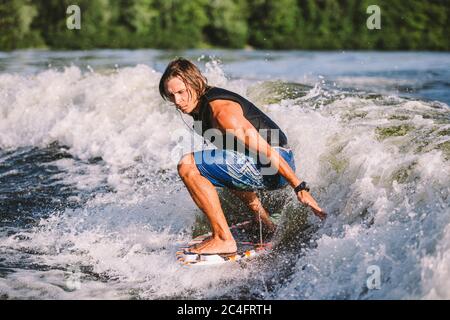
<box><xmin>209</xmin><ymin>99</ymin><xmax>327</xmax><ymax>219</ymax></box>
<box><xmin>209</xmin><ymin>100</ymin><xmax>300</xmax><ymax>188</ymax></box>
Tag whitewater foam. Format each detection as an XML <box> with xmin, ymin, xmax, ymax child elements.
<box><xmin>0</xmin><ymin>59</ymin><xmax>449</xmax><ymax>299</ymax></box>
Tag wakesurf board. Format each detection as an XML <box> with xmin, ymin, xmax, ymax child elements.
<box><xmin>176</xmin><ymin>220</ymin><xmax>273</xmax><ymax>266</ymax></box>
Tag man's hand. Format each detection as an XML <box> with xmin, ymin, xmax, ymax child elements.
<box><xmin>296</xmin><ymin>190</ymin><xmax>327</xmax><ymax>220</ymax></box>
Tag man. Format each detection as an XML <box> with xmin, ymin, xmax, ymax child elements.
<box><xmin>159</xmin><ymin>58</ymin><xmax>326</xmax><ymax>255</ymax></box>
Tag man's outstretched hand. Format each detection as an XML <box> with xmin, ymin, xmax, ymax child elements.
<box><xmin>296</xmin><ymin>190</ymin><xmax>327</xmax><ymax>220</ymax></box>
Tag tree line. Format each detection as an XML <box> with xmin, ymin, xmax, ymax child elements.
<box><xmin>0</xmin><ymin>0</ymin><xmax>448</xmax><ymax>51</ymax></box>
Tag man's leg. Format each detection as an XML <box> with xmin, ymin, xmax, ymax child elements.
<box><xmin>230</xmin><ymin>189</ymin><xmax>276</xmax><ymax>232</ymax></box>
<box><xmin>178</xmin><ymin>153</ymin><xmax>237</xmax><ymax>254</ymax></box>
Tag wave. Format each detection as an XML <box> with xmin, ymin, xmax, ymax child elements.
<box><xmin>0</xmin><ymin>63</ymin><xmax>449</xmax><ymax>299</ymax></box>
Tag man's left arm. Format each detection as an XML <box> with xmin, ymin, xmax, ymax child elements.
<box><xmin>211</xmin><ymin>100</ymin><xmax>300</xmax><ymax>188</ymax></box>
<box><xmin>211</xmin><ymin>100</ymin><xmax>327</xmax><ymax>219</ymax></box>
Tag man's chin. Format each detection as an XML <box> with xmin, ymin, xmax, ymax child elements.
<box><xmin>180</xmin><ymin>105</ymin><xmax>197</xmax><ymax>114</ymax></box>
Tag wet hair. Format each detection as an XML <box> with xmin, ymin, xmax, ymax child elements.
<box><xmin>159</xmin><ymin>58</ymin><xmax>209</xmax><ymax>102</ymax></box>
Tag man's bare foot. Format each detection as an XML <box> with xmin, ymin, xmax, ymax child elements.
<box><xmin>188</xmin><ymin>235</ymin><xmax>213</xmax><ymax>250</ymax></box>
<box><xmin>189</xmin><ymin>237</ymin><xmax>237</xmax><ymax>255</ymax></box>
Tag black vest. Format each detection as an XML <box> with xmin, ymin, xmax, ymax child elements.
<box><xmin>191</xmin><ymin>87</ymin><xmax>288</xmax><ymax>153</ymax></box>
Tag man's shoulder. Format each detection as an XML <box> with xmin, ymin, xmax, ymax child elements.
<box><xmin>205</xmin><ymin>86</ymin><xmax>224</xmax><ymax>98</ymax></box>
<box><xmin>209</xmin><ymin>99</ymin><xmax>243</xmax><ymax>120</ymax></box>
<box><xmin>205</xmin><ymin>87</ymin><xmax>243</xmax><ymax>100</ymax></box>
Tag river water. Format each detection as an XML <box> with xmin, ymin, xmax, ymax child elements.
<box><xmin>0</xmin><ymin>50</ymin><xmax>449</xmax><ymax>299</ymax></box>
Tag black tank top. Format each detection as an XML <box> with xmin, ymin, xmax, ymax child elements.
<box><xmin>191</xmin><ymin>87</ymin><xmax>288</xmax><ymax>153</ymax></box>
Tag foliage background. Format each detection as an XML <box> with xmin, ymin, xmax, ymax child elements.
<box><xmin>0</xmin><ymin>0</ymin><xmax>448</xmax><ymax>51</ymax></box>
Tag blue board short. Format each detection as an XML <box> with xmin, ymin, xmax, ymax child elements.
<box><xmin>193</xmin><ymin>147</ymin><xmax>296</xmax><ymax>191</ymax></box>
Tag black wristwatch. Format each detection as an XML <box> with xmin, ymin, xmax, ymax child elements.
<box><xmin>294</xmin><ymin>181</ymin><xmax>310</xmax><ymax>193</ymax></box>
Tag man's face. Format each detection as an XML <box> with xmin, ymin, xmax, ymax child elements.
<box><xmin>166</xmin><ymin>77</ymin><xmax>198</xmax><ymax>114</ymax></box>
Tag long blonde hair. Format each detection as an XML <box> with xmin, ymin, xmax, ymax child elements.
<box><xmin>159</xmin><ymin>58</ymin><xmax>209</xmax><ymax>102</ymax></box>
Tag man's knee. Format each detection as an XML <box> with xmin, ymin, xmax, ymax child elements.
<box><xmin>177</xmin><ymin>153</ymin><xmax>197</xmax><ymax>179</ymax></box>
<box><xmin>233</xmin><ymin>190</ymin><xmax>262</xmax><ymax>212</ymax></box>
<box><xmin>247</xmin><ymin>198</ymin><xmax>262</xmax><ymax>212</ymax></box>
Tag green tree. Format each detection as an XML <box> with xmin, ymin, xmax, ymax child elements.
<box><xmin>0</xmin><ymin>0</ymin><xmax>44</xmax><ymax>50</ymax></box>
<box><xmin>269</xmin><ymin>0</ymin><xmax>302</xmax><ymax>49</ymax></box>
<box><xmin>204</xmin><ymin>0</ymin><xmax>249</xmax><ymax>48</ymax></box>
<box><xmin>297</xmin><ymin>0</ymin><xmax>319</xmax><ymax>49</ymax></box>
<box><xmin>249</xmin><ymin>0</ymin><xmax>301</xmax><ymax>49</ymax></box>
<box><xmin>114</xmin><ymin>0</ymin><xmax>159</xmax><ymax>48</ymax></box>
<box><xmin>153</xmin><ymin>0</ymin><xmax>208</xmax><ymax>49</ymax></box>
<box><xmin>2</xmin><ymin>0</ymin><xmax>449</xmax><ymax>50</ymax></box>
<box><xmin>33</xmin><ymin>0</ymin><xmax>115</xmax><ymax>49</ymax></box>
<box><xmin>422</xmin><ymin>0</ymin><xmax>449</xmax><ymax>50</ymax></box>
<box><xmin>338</xmin><ymin>0</ymin><xmax>359</xmax><ymax>49</ymax></box>
<box><xmin>317</xmin><ymin>0</ymin><xmax>343</xmax><ymax>49</ymax></box>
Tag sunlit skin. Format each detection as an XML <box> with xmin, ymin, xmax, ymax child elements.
<box><xmin>165</xmin><ymin>76</ymin><xmax>326</xmax><ymax>255</ymax></box>
<box><xmin>166</xmin><ymin>77</ymin><xmax>200</xmax><ymax>114</ymax></box>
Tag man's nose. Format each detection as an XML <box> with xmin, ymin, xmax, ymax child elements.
<box><xmin>174</xmin><ymin>94</ymin><xmax>182</xmax><ymax>105</ymax></box>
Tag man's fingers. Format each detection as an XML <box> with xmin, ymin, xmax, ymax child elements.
<box><xmin>310</xmin><ymin>205</ymin><xmax>327</xmax><ymax>220</ymax></box>
<box><xmin>315</xmin><ymin>210</ymin><xmax>327</xmax><ymax>220</ymax></box>
<box><xmin>297</xmin><ymin>193</ymin><xmax>327</xmax><ymax>220</ymax></box>
<box><xmin>308</xmin><ymin>204</ymin><xmax>327</xmax><ymax>220</ymax></box>
<box><xmin>318</xmin><ymin>211</ymin><xmax>327</xmax><ymax>220</ymax></box>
